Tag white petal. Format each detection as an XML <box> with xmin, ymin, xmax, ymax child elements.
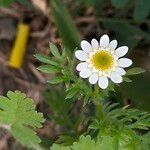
<box><xmin>100</xmin><ymin>34</ymin><xmax>110</xmax><ymax>48</ymax></box>
<box><xmin>76</xmin><ymin>62</ymin><xmax>88</xmax><ymax>71</ymax></box>
<box><xmin>115</xmin><ymin>67</ymin><xmax>126</xmax><ymax>75</ymax></box>
<box><xmin>118</xmin><ymin>58</ymin><xmax>132</xmax><ymax>68</ymax></box>
<box><xmin>91</xmin><ymin>39</ymin><xmax>99</xmax><ymax>49</ymax></box>
<box><xmin>110</xmin><ymin>72</ymin><xmax>123</xmax><ymax>83</ymax></box>
<box><xmin>115</xmin><ymin>46</ymin><xmax>128</xmax><ymax>57</ymax></box>
<box><xmin>75</xmin><ymin>50</ymin><xmax>88</xmax><ymax>61</ymax></box>
<box><xmin>89</xmin><ymin>74</ymin><xmax>98</xmax><ymax>84</ymax></box>
<box><xmin>98</xmin><ymin>76</ymin><xmax>109</xmax><ymax>89</ymax></box>
<box><xmin>109</xmin><ymin>40</ymin><xmax>117</xmax><ymax>50</ymax></box>
<box><xmin>79</xmin><ymin>69</ymin><xmax>92</xmax><ymax>78</ymax></box>
<box><xmin>81</xmin><ymin>40</ymin><xmax>92</xmax><ymax>53</ymax></box>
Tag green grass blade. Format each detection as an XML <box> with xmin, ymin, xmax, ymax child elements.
<box><xmin>50</xmin><ymin>0</ymin><xmax>81</xmax><ymax>53</ymax></box>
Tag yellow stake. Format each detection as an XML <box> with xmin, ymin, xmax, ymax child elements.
<box><xmin>9</xmin><ymin>22</ymin><xmax>30</xmax><ymax>68</ymax></box>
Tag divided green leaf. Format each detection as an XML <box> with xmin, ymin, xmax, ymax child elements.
<box><xmin>0</xmin><ymin>91</ymin><xmax>44</xmax><ymax>148</ymax></box>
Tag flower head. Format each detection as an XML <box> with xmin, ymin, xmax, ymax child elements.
<box><xmin>75</xmin><ymin>34</ymin><xmax>132</xmax><ymax>89</ymax></box>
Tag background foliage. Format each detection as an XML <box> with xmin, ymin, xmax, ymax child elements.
<box><xmin>0</xmin><ymin>0</ymin><xmax>150</xmax><ymax>149</ymax></box>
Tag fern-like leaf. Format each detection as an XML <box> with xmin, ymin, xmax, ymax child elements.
<box><xmin>103</xmin><ymin>102</ymin><xmax>150</xmax><ymax>130</ymax></box>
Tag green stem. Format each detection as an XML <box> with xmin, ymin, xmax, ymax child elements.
<box><xmin>96</xmin><ymin>100</ymin><xmax>104</xmax><ymax>121</ymax></box>
<box><xmin>93</xmin><ymin>86</ymin><xmax>104</xmax><ymax>120</ymax></box>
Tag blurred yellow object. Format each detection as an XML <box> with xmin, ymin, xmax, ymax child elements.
<box><xmin>9</xmin><ymin>22</ymin><xmax>30</xmax><ymax>68</ymax></box>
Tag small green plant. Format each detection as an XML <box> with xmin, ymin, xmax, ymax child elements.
<box><xmin>0</xmin><ymin>36</ymin><xmax>149</xmax><ymax>149</ymax></box>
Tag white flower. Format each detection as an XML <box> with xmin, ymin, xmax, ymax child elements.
<box><xmin>75</xmin><ymin>34</ymin><xmax>132</xmax><ymax>89</ymax></box>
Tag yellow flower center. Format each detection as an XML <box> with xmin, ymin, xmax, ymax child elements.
<box><xmin>91</xmin><ymin>50</ymin><xmax>113</xmax><ymax>71</ymax></box>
